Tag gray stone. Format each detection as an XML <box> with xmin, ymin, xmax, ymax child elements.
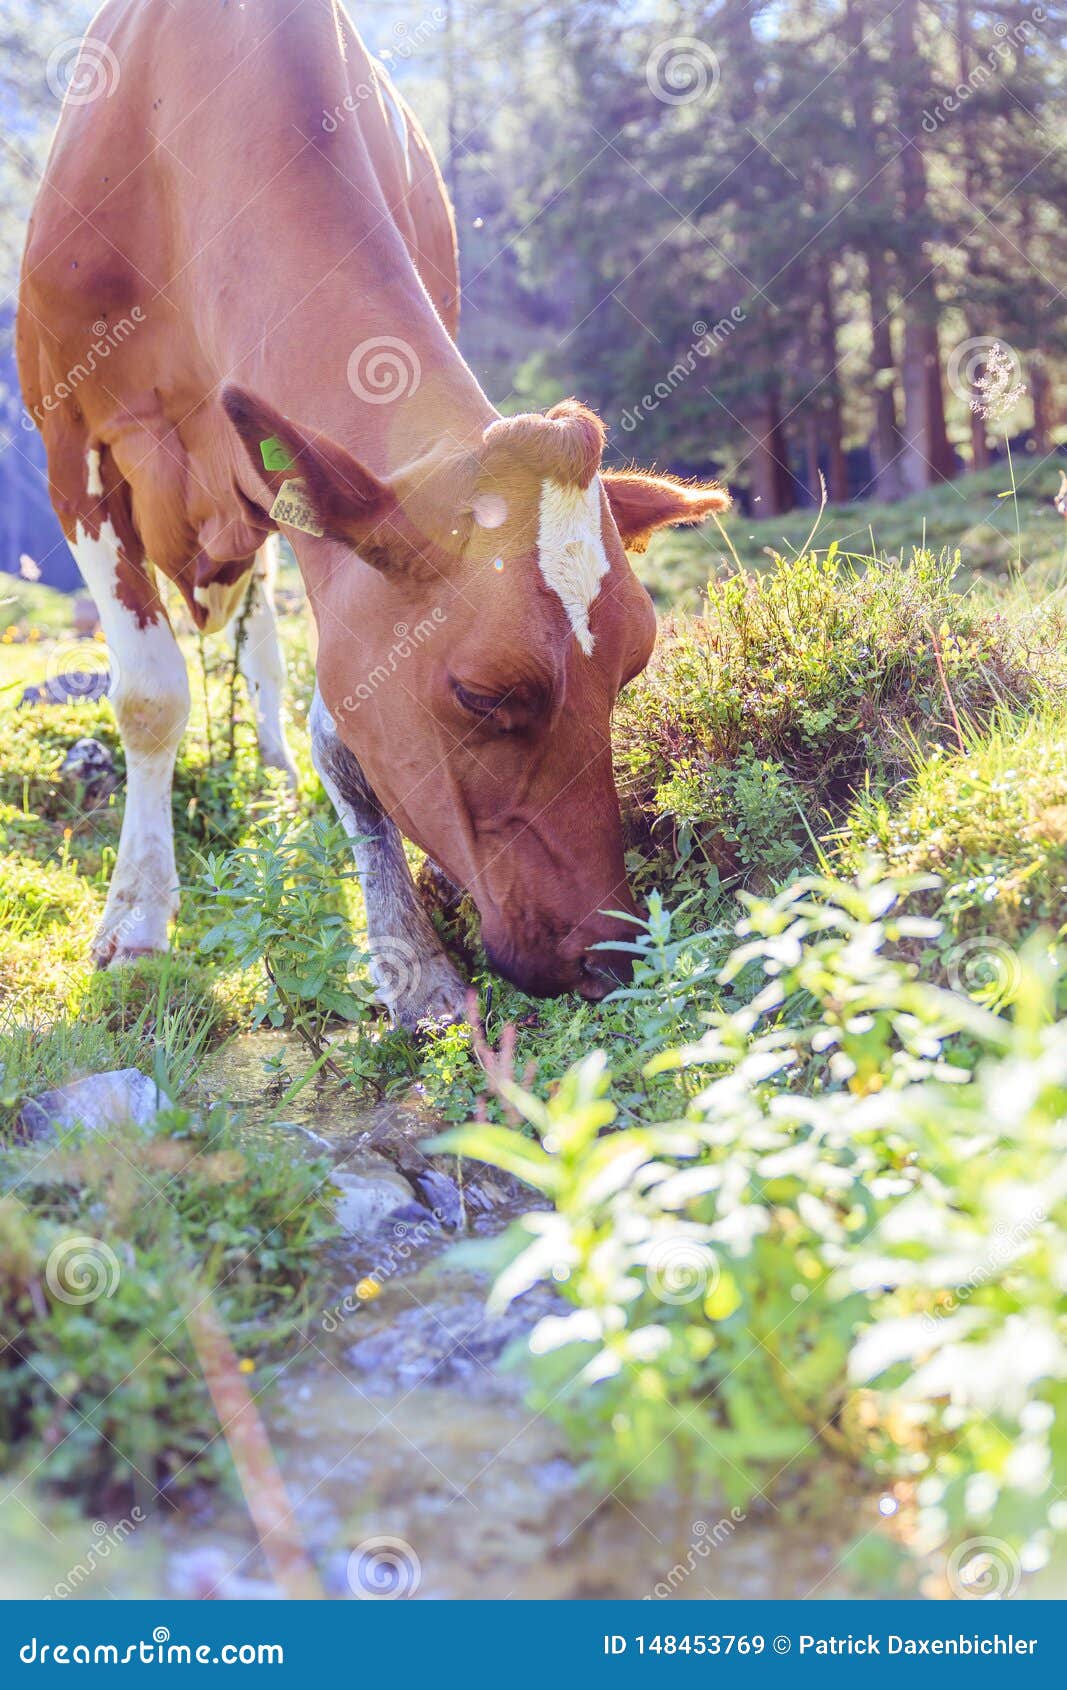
<box><xmin>331</xmin><ymin>1166</ymin><xmax>413</xmax><ymax>1236</ymax></box>
<box><xmin>17</xmin><ymin>1069</ymin><xmax>169</xmax><ymax>1143</ymax></box>
<box><xmin>19</xmin><ymin>669</ymin><xmax>111</xmax><ymax>708</ymax></box>
<box><xmin>60</xmin><ymin>737</ymin><xmax>117</xmax><ymax>804</ymax></box>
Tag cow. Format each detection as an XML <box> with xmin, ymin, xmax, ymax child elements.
<box><xmin>17</xmin><ymin>0</ymin><xmax>729</xmax><ymax>1027</ymax></box>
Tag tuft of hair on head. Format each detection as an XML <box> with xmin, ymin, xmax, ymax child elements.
<box><xmin>481</xmin><ymin>399</ymin><xmax>606</xmax><ymax>489</ymax></box>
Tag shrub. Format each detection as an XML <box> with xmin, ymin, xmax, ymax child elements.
<box><xmin>614</xmin><ymin>549</ymin><xmax>1044</xmax><ymax>892</ymax></box>
<box><xmin>435</xmin><ymin>876</ymin><xmax>1065</xmax><ymax>1590</ymax></box>
<box><xmin>0</xmin><ymin>1105</ymin><xmax>335</xmax><ymax>1501</ymax></box>
<box><xmin>839</xmin><ymin>706</ymin><xmax>1067</xmax><ymax>961</ymax></box>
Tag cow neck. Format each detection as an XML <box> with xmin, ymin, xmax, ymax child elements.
<box><xmin>242</xmin><ymin>278</ymin><xmax>496</xmax><ymax>485</ymax></box>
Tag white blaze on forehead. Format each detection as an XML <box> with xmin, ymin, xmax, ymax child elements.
<box><xmin>536</xmin><ymin>477</ymin><xmax>610</xmax><ymax>655</ymax></box>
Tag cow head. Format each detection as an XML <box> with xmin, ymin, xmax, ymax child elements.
<box><xmin>223</xmin><ymin>387</ymin><xmax>729</xmax><ymax>999</ymax></box>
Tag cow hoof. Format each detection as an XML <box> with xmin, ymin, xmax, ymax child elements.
<box><xmin>388</xmin><ymin>961</ymin><xmax>468</xmax><ymax>1033</ymax></box>
<box><xmin>92</xmin><ymin>936</ymin><xmax>169</xmax><ymax>971</ymax></box>
<box><xmin>261</xmin><ymin>744</ymin><xmax>299</xmax><ymax>792</ymax></box>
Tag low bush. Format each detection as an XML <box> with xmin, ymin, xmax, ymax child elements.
<box><xmin>436</xmin><ymin>876</ymin><xmax>1065</xmax><ymax>1591</ymax></box>
<box><xmin>615</xmin><ymin>549</ymin><xmax>1047</xmax><ymax>893</ymax></box>
<box><xmin>839</xmin><ymin>706</ymin><xmax>1067</xmax><ymax>964</ymax></box>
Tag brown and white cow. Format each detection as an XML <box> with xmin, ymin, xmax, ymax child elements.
<box><xmin>17</xmin><ymin>0</ymin><xmax>728</xmax><ymax>1025</ymax></box>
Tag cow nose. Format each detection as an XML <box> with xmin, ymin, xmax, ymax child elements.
<box><xmin>575</xmin><ymin>942</ymin><xmax>634</xmax><ymax>1000</ymax></box>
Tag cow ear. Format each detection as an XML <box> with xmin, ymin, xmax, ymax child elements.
<box><xmin>221</xmin><ymin>384</ymin><xmax>397</xmax><ymax>551</ymax></box>
<box><xmin>602</xmin><ymin>469</ymin><xmax>731</xmax><ymax>553</ymax></box>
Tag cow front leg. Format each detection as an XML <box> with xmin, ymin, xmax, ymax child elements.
<box><xmin>228</xmin><ymin>539</ymin><xmax>297</xmax><ymax>785</ymax></box>
<box><xmin>69</xmin><ymin>522</ymin><xmax>190</xmax><ymax>966</ymax></box>
<box><xmin>309</xmin><ymin>687</ymin><xmax>466</xmax><ymax>1029</ymax></box>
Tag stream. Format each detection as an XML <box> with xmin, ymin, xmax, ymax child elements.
<box><xmin>148</xmin><ymin>1034</ymin><xmax>876</xmax><ymax>1600</ymax></box>
<box><xmin>7</xmin><ymin>1034</ymin><xmax>882</xmax><ymax>1601</ymax></box>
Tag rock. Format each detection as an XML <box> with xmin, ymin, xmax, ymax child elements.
<box><xmin>332</xmin><ymin>1166</ymin><xmax>413</xmax><ymax>1236</ymax></box>
<box><xmin>60</xmin><ymin>737</ymin><xmax>117</xmax><ymax>804</ymax></box>
<box><xmin>167</xmin><ymin>1547</ymin><xmax>276</xmax><ymax>1601</ymax></box>
<box><xmin>16</xmin><ymin>1069</ymin><xmax>169</xmax><ymax>1143</ymax></box>
<box><xmin>345</xmin><ymin>1285</ymin><xmax>564</xmax><ymax>1395</ymax></box>
<box><xmin>72</xmin><ymin>596</ymin><xmax>100</xmax><ymax>638</ymax></box>
<box><xmin>358</xmin><ymin>1105</ymin><xmax>533</xmax><ymax>1227</ymax></box>
<box><xmin>19</xmin><ymin>668</ymin><xmax>111</xmax><ymax>708</ymax></box>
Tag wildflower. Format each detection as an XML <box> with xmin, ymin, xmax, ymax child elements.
<box><xmin>969</xmin><ymin>342</ymin><xmax>1026</xmax><ymax>421</ymax></box>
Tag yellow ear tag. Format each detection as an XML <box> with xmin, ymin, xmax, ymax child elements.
<box><xmin>269</xmin><ymin>479</ymin><xmax>324</xmax><ymax>537</ymax></box>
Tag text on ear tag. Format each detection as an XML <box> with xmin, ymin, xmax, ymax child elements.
<box><xmin>269</xmin><ymin>479</ymin><xmax>324</xmax><ymax>537</ymax></box>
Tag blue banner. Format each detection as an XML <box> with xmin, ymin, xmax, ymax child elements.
<box><xmin>1</xmin><ymin>1601</ymin><xmax>1065</xmax><ymax>1685</ymax></box>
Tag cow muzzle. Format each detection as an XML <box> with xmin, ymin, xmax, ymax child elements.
<box><xmin>482</xmin><ymin>913</ymin><xmax>637</xmax><ymax>1001</ymax></box>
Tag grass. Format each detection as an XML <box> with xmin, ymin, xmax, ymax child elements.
<box><xmin>1</xmin><ymin>461</ymin><xmax>1066</xmax><ymax>1586</ymax></box>
<box><xmin>615</xmin><ymin>546</ymin><xmax>1055</xmax><ymax>895</ymax></box>
<box><xmin>640</xmin><ymin>453</ymin><xmax>1067</xmax><ymax>609</ymax></box>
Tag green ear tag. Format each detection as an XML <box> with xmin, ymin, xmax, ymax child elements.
<box><xmin>260</xmin><ymin>436</ymin><xmax>294</xmax><ymax>472</ymax></box>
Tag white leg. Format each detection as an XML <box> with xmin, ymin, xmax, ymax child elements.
<box><xmin>309</xmin><ymin>687</ymin><xmax>466</xmax><ymax>1029</ymax></box>
<box><xmin>228</xmin><ymin>539</ymin><xmax>297</xmax><ymax>785</ymax></box>
<box><xmin>69</xmin><ymin>521</ymin><xmax>191</xmax><ymax>966</ymax></box>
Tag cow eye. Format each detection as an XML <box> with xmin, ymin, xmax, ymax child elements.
<box><xmin>452</xmin><ymin>680</ymin><xmax>510</xmax><ymax>717</ymax></box>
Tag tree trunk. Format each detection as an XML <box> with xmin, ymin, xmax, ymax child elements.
<box><xmin>804</xmin><ymin>414</ymin><xmax>821</xmax><ymax>504</ymax></box>
<box><xmin>957</xmin><ymin>0</ymin><xmax>991</xmax><ymax>473</ymax></box>
<box><xmin>1031</xmin><ymin>356</ymin><xmax>1053</xmax><ymax>456</ymax></box>
<box><xmin>750</xmin><ymin>383</ymin><xmax>795</xmax><ymax>516</ymax></box>
<box><xmin>866</xmin><ymin>249</ymin><xmax>906</xmax><ymax>501</ymax></box>
<box><xmin>817</xmin><ymin>264</ymin><xmax>849</xmax><ymax>503</ymax></box>
<box><xmin>893</xmin><ymin>0</ymin><xmax>956</xmax><ymax>487</ymax></box>
<box><xmin>842</xmin><ymin>0</ymin><xmax>905</xmax><ymax>500</ymax></box>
